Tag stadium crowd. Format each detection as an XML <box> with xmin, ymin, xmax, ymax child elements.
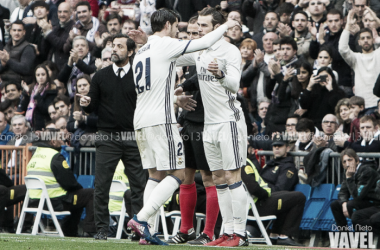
<box><xmin>1</xmin><ymin>0</ymin><xmax>380</xmax><ymax>248</ymax></box>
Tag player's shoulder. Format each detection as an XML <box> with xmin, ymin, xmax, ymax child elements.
<box><xmin>222</xmin><ymin>40</ymin><xmax>240</xmax><ymax>54</ymax></box>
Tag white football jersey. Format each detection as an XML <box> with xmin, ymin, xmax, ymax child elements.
<box><xmin>133</xmin><ymin>36</ymin><xmax>192</xmax><ymax>130</ymax></box>
<box><xmin>177</xmin><ymin>38</ymin><xmax>243</xmax><ymax>124</ymax></box>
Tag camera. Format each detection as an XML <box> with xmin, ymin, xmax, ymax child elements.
<box><xmin>318</xmin><ymin>75</ymin><xmax>328</xmax><ymax>82</ymax></box>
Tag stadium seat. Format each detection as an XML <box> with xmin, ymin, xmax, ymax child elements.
<box><xmin>16</xmin><ymin>176</ymin><xmax>71</xmax><ymax>237</ymax></box>
<box><xmin>300</xmin><ymin>184</ymin><xmax>334</xmax><ymax>230</ymax></box>
<box><xmin>294</xmin><ymin>184</ymin><xmax>312</xmax><ymax>202</ymax></box>
<box><xmin>108</xmin><ymin>180</ymin><xmax>129</xmax><ymax>239</ymax></box>
<box><xmin>314</xmin><ymin>184</ymin><xmax>341</xmax><ymax>231</ymax></box>
<box><xmin>77</xmin><ymin>175</ymin><xmax>95</xmax><ymax>189</ymax></box>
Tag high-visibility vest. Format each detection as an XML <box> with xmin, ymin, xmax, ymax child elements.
<box><xmin>109</xmin><ymin>160</ymin><xmax>130</xmax><ymax>212</ymax></box>
<box><xmin>246</xmin><ymin>158</ymin><xmax>271</xmax><ymax>203</ymax></box>
<box><xmin>27</xmin><ymin>147</ymin><xmax>67</xmax><ymax>199</ymax></box>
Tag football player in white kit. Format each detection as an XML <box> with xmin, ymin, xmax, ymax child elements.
<box><xmin>174</xmin><ymin>7</ymin><xmax>249</xmax><ymax>247</ymax></box>
<box><xmin>127</xmin><ymin>9</ymin><xmax>240</xmax><ymax>245</ymax></box>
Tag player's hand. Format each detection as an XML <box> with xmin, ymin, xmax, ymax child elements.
<box><xmin>207</xmin><ymin>61</ymin><xmax>223</xmax><ymax>78</ymax></box>
<box><xmin>128</xmin><ymin>27</ymin><xmax>148</xmax><ymax>45</ymax></box>
<box><xmin>77</xmin><ymin>94</ymin><xmax>91</xmax><ymax>107</ymax></box>
<box><xmin>174</xmin><ymin>87</ymin><xmax>184</xmax><ymax>96</ymax></box>
<box><xmin>225</xmin><ymin>19</ymin><xmax>241</xmax><ymax>29</ymax></box>
<box><xmin>176</xmin><ymin>95</ymin><xmax>197</xmax><ymax>111</ymax></box>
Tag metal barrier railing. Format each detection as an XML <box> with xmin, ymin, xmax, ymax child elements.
<box><xmin>257</xmin><ymin>151</ymin><xmax>380</xmax><ymax>185</ymax></box>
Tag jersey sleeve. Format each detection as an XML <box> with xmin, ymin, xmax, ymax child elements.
<box><xmin>218</xmin><ymin>47</ymin><xmax>242</xmax><ymax>94</ymax></box>
<box><xmin>167</xmin><ymin>24</ymin><xmax>228</xmax><ymax>60</ymax></box>
<box><xmin>176</xmin><ymin>52</ymin><xmax>197</xmax><ymax>67</ymax></box>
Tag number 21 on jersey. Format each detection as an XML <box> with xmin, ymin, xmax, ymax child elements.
<box><xmin>135</xmin><ymin>57</ymin><xmax>151</xmax><ymax>94</ymax></box>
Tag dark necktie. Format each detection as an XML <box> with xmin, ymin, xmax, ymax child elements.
<box><xmin>117</xmin><ymin>68</ymin><xmax>123</xmax><ymax>78</ymax></box>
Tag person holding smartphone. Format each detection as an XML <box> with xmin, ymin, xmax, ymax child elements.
<box><xmin>299</xmin><ymin>66</ymin><xmax>346</xmax><ymax>130</ymax></box>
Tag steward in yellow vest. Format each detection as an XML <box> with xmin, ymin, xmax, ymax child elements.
<box><xmin>109</xmin><ymin>160</ymin><xmax>130</xmax><ymax>213</ymax></box>
<box><xmin>26</xmin><ymin>132</ymin><xmax>96</xmax><ymax>237</ymax></box>
<box><xmin>241</xmin><ymin>135</ymin><xmax>306</xmax><ymax>247</ymax></box>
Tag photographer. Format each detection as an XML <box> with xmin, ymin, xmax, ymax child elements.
<box><xmin>299</xmin><ymin>67</ymin><xmax>345</xmax><ymax>130</ymax></box>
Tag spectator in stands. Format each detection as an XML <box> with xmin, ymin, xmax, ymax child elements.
<box><xmin>239</xmin><ymin>38</ymin><xmax>256</xmax><ymax>70</ymax></box>
<box><xmin>54</xmin><ymin>79</ymin><xmax>67</xmax><ymax>96</ymax></box>
<box><xmin>242</xmin><ymin>0</ymin><xmax>280</xmax><ymax>35</ymax></box>
<box><xmin>67</xmin><ymin>74</ymin><xmax>97</xmax><ymax>135</ymax></box>
<box><xmin>289</xmin><ymin>11</ymin><xmax>313</xmax><ymax>64</ymax></box>
<box><xmin>309</xmin><ymin>9</ymin><xmax>353</xmax><ymax>95</ymax></box>
<box><xmin>28</xmin><ymin>1</ymin><xmax>51</xmax><ymax>65</ymax></box>
<box><xmin>252</xmin><ymin>12</ymin><xmax>279</xmax><ymax>50</ymax></box>
<box><xmin>59</xmin><ymin>36</ymin><xmax>96</xmax><ymax>99</ymax></box>
<box><xmin>353</xmin><ymin>0</ymin><xmax>369</xmax><ymax>25</ymax></box>
<box><xmin>0</xmin><ymin>111</ymin><xmax>14</xmax><ymax>145</ymax></box>
<box><xmin>53</xmin><ymin>94</ymin><xmax>71</xmax><ymax>118</ymax></box>
<box><xmin>330</xmin><ymin>148</ymin><xmax>380</xmax><ymax>233</ymax></box>
<box><xmin>241</xmin><ymin>157</ymin><xmax>305</xmax><ymax>246</ymax></box>
<box><xmin>292</xmin><ymin>61</ymin><xmax>312</xmax><ymax>117</ymax></box>
<box><xmin>299</xmin><ymin>67</ymin><xmax>345</xmax><ymax>130</ymax></box>
<box><xmin>272</xmin><ymin>39</ymin><xmax>281</xmax><ymax>60</ymax></box>
<box><xmin>0</xmin><ymin>100</ymin><xmax>17</xmax><ymax>124</ymax></box>
<box><xmin>335</xmin><ymin>98</ymin><xmax>351</xmax><ymax>135</ymax></box>
<box><xmin>308</xmin><ymin>0</ymin><xmax>326</xmax><ymax>27</ymax></box>
<box><xmin>348</xmin><ymin>96</ymin><xmax>365</xmax><ymax>142</ymax></box>
<box><xmin>121</xmin><ymin>20</ymin><xmax>136</xmax><ymax>35</ymax></box>
<box><xmin>55</xmin><ymin>116</ymin><xmax>70</xmax><ymax>145</ymax></box>
<box><xmin>313</xmin><ymin>114</ymin><xmax>339</xmax><ymax>150</ymax></box>
<box><xmin>335</xmin><ymin>115</ymin><xmax>380</xmax><ymax>153</ymax></box>
<box><xmin>241</xmin><ymin>33</ymin><xmax>277</xmax><ymax>114</ymax></box>
<box><xmin>277</xmin><ymin>2</ymin><xmax>294</xmax><ymax>25</ymax></box>
<box><xmin>0</xmin><ymin>20</ymin><xmax>36</xmax><ymax>85</ymax></box>
<box><xmin>48</xmin><ymin>104</ymin><xmax>58</xmax><ymax>122</ymax></box>
<box><xmin>95</xmin><ymin>47</ymin><xmax>112</xmax><ymax>71</ymax></box>
<box><xmin>42</xmin><ymin>2</ymin><xmax>75</xmax><ymax>71</ymax></box>
<box><xmin>19</xmin><ymin>64</ymin><xmax>58</xmax><ymax>131</ymax></box>
<box><xmin>7</xmin><ymin>115</ymin><xmax>36</xmax><ymax>147</ymax></box>
<box><xmin>339</xmin><ymin>10</ymin><xmax>380</xmax><ymax>110</ymax></box>
<box><xmin>106</xmin><ymin>13</ymin><xmax>122</xmax><ymax>36</ymax></box>
<box><xmin>253</xmin><ymin>98</ymin><xmax>271</xmax><ymax>135</ymax></box>
<box><xmin>177</xmin><ymin>27</ymin><xmax>189</xmax><ymax>40</ymax></box>
<box><xmin>227</xmin><ymin>10</ymin><xmax>250</xmax><ymax>38</ymax></box>
<box><xmin>4</xmin><ymin>82</ymin><xmax>22</xmax><ymax>107</ymax></box>
<box><xmin>63</xmin><ymin>1</ymin><xmax>107</xmax><ymax>54</ymax></box>
<box><xmin>313</xmin><ymin>46</ymin><xmax>339</xmax><ymax>81</ymax></box>
<box><xmin>27</xmin><ymin>131</ymin><xmax>96</xmax><ymax>237</ymax></box>
<box><xmin>227</xmin><ymin>24</ymin><xmax>244</xmax><ymax>47</ymax></box>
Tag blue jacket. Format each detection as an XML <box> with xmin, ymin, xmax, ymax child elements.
<box><xmin>0</xmin><ymin>124</ymin><xmax>14</xmax><ymax>145</ymax></box>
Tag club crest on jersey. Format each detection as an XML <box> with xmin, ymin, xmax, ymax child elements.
<box><xmin>197</xmin><ymin>51</ymin><xmax>203</xmax><ymax>61</ymax></box>
<box><xmin>177</xmin><ymin>157</ymin><xmax>183</xmax><ymax>165</ymax></box>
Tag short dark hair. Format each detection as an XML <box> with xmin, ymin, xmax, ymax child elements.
<box><xmin>292</xmin><ymin>11</ymin><xmax>308</xmax><ymax>22</ymax></box>
<box><xmin>112</xmin><ymin>34</ymin><xmax>136</xmax><ymax>62</ymax></box>
<box><xmin>349</xmin><ymin>96</ymin><xmax>365</xmax><ymax>107</ymax></box>
<box><xmin>280</xmin><ymin>36</ymin><xmax>297</xmax><ymax>51</ymax></box>
<box><xmin>296</xmin><ymin>118</ymin><xmax>314</xmax><ymax>132</ymax></box>
<box><xmin>318</xmin><ymin>44</ymin><xmax>333</xmax><ymax>58</ymax></box>
<box><xmin>76</xmin><ymin>1</ymin><xmax>91</xmax><ymax>11</ymax></box>
<box><xmin>327</xmin><ymin>8</ymin><xmax>343</xmax><ymax>20</ymax></box>
<box><xmin>103</xmin><ymin>35</ymin><xmax>113</xmax><ymax>48</ymax></box>
<box><xmin>188</xmin><ymin>15</ymin><xmax>198</xmax><ymax>24</ymax></box>
<box><xmin>358</xmin><ymin>28</ymin><xmax>373</xmax><ymax>38</ymax></box>
<box><xmin>106</xmin><ymin>13</ymin><xmax>122</xmax><ymax>25</ymax></box>
<box><xmin>123</xmin><ymin>19</ymin><xmax>137</xmax><ymax>29</ymax></box>
<box><xmin>10</xmin><ymin>20</ymin><xmax>25</xmax><ymax>30</ymax></box>
<box><xmin>151</xmin><ymin>8</ymin><xmax>180</xmax><ymax>33</ymax></box>
<box><xmin>287</xmin><ymin>114</ymin><xmax>300</xmax><ymax>120</ymax></box>
<box><xmin>340</xmin><ymin>148</ymin><xmax>359</xmax><ymax>164</ymax></box>
<box><xmin>272</xmin><ymin>38</ymin><xmax>280</xmax><ymax>46</ymax></box>
<box><xmin>31</xmin><ymin>1</ymin><xmax>49</xmax><ymax>11</ymax></box>
<box><xmin>0</xmin><ymin>99</ymin><xmax>14</xmax><ymax>112</ymax></box>
<box><xmin>4</xmin><ymin>81</ymin><xmax>22</xmax><ymax>92</ymax></box>
<box><xmin>360</xmin><ymin>115</ymin><xmax>377</xmax><ymax>127</ymax></box>
<box><xmin>353</xmin><ymin>0</ymin><xmax>369</xmax><ymax>5</ymax></box>
<box><xmin>53</xmin><ymin>94</ymin><xmax>70</xmax><ymax>107</ymax></box>
<box><xmin>277</xmin><ymin>2</ymin><xmax>294</xmax><ymax>17</ymax></box>
<box><xmin>265</xmin><ymin>11</ymin><xmax>279</xmax><ymax>22</ymax></box>
<box><xmin>198</xmin><ymin>5</ymin><xmax>227</xmax><ymax>27</ymax></box>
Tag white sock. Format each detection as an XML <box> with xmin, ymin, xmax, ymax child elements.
<box><xmin>216</xmin><ymin>184</ymin><xmax>234</xmax><ymax>235</ymax></box>
<box><xmin>230</xmin><ymin>181</ymin><xmax>247</xmax><ymax>237</ymax></box>
<box><xmin>144</xmin><ymin>178</ymin><xmax>160</xmax><ymax>235</ymax></box>
<box><xmin>137</xmin><ymin>175</ymin><xmax>181</xmax><ymax>222</ymax></box>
